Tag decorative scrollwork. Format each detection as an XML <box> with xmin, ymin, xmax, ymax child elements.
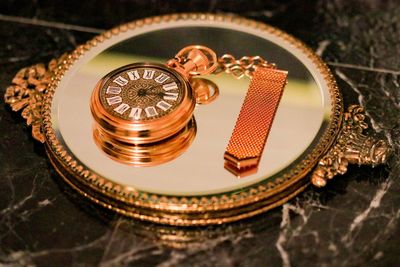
<box><xmin>311</xmin><ymin>105</ymin><xmax>391</xmax><ymax>187</ymax></box>
<box><xmin>4</xmin><ymin>54</ymin><xmax>68</xmax><ymax>142</ymax></box>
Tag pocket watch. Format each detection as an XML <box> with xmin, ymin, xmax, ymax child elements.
<box><xmin>90</xmin><ymin>46</ymin><xmax>219</xmax><ymax>146</ymax></box>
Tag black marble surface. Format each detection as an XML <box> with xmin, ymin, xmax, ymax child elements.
<box><xmin>1</xmin><ymin>1</ymin><xmax>399</xmax><ymax>266</ymax></box>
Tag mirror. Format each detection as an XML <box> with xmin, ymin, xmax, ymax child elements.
<box><xmin>50</xmin><ymin>17</ymin><xmax>335</xmax><ymax>196</ymax></box>
<box><xmin>28</xmin><ymin>14</ymin><xmax>348</xmax><ymax>225</ymax></box>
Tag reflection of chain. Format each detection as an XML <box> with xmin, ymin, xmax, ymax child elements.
<box><xmin>216</xmin><ymin>54</ymin><xmax>277</xmax><ymax>79</ymax></box>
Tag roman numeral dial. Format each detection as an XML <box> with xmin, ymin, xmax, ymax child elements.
<box><xmin>99</xmin><ymin>65</ymin><xmax>184</xmax><ymax>121</ymax></box>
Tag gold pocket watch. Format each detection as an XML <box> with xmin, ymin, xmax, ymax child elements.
<box><xmin>4</xmin><ymin>13</ymin><xmax>390</xmax><ymax>226</ymax></box>
<box><xmin>90</xmin><ymin>46</ymin><xmax>218</xmax><ymax>145</ymax></box>
<box><xmin>90</xmin><ymin>61</ymin><xmax>199</xmax><ymax>166</ymax></box>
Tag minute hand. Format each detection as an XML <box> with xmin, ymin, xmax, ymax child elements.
<box><xmin>145</xmin><ymin>84</ymin><xmax>161</xmax><ymax>92</ymax></box>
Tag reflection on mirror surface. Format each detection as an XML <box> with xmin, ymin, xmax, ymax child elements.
<box><xmin>93</xmin><ymin>117</ymin><xmax>197</xmax><ymax>166</ymax></box>
<box><xmin>52</xmin><ymin>25</ymin><xmax>330</xmax><ymax>195</ymax></box>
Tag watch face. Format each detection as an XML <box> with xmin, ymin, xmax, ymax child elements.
<box><xmin>99</xmin><ymin>65</ymin><xmax>184</xmax><ymax>121</ymax></box>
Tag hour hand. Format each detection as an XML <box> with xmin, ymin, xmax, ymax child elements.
<box><xmin>144</xmin><ymin>91</ymin><xmax>163</xmax><ymax>97</ymax></box>
<box><xmin>146</xmin><ymin>85</ymin><xmax>161</xmax><ymax>92</ymax></box>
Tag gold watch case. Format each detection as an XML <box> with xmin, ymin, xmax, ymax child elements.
<box><xmin>4</xmin><ymin>13</ymin><xmax>390</xmax><ymax>226</ymax></box>
<box><xmin>90</xmin><ymin>63</ymin><xmax>195</xmax><ymax>144</ymax></box>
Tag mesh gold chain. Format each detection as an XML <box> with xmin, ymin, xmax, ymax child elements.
<box><xmin>216</xmin><ymin>54</ymin><xmax>277</xmax><ymax>79</ymax></box>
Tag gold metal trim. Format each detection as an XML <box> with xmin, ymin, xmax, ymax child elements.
<box><xmin>4</xmin><ymin>54</ymin><xmax>68</xmax><ymax>142</ymax></box>
<box><xmin>7</xmin><ymin>13</ymin><xmax>345</xmax><ymax>226</ymax></box>
<box><xmin>311</xmin><ymin>105</ymin><xmax>390</xmax><ymax>187</ymax></box>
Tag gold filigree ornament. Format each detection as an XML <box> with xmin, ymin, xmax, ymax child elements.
<box><xmin>3</xmin><ymin>14</ymin><xmax>392</xmax><ymax>226</ymax></box>
<box><xmin>4</xmin><ymin>54</ymin><xmax>68</xmax><ymax>142</ymax></box>
<box><xmin>311</xmin><ymin>105</ymin><xmax>390</xmax><ymax>187</ymax></box>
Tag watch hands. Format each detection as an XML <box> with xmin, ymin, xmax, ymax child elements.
<box><xmin>144</xmin><ymin>84</ymin><xmax>161</xmax><ymax>92</ymax></box>
<box><xmin>145</xmin><ymin>92</ymin><xmax>165</xmax><ymax>97</ymax></box>
<box><xmin>137</xmin><ymin>84</ymin><xmax>163</xmax><ymax>97</ymax></box>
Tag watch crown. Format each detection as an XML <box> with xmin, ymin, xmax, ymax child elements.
<box><xmin>184</xmin><ymin>48</ymin><xmax>209</xmax><ymax>73</ymax></box>
<box><xmin>169</xmin><ymin>45</ymin><xmax>218</xmax><ymax>77</ymax></box>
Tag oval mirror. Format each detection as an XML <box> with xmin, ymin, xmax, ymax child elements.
<box><xmin>42</xmin><ymin>14</ymin><xmax>342</xmax><ymax>225</ymax></box>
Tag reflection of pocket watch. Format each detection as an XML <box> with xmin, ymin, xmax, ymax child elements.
<box><xmin>93</xmin><ymin>117</ymin><xmax>197</xmax><ymax>166</ymax></box>
<box><xmin>90</xmin><ymin>45</ymin><xmax>288</xmax><ymax>175</ymax></box>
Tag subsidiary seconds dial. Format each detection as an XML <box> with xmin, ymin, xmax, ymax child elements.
<box><xmin>99</xmin><ymin>66</ymin><xmax>184</xmax><ymax>121</ymax></box>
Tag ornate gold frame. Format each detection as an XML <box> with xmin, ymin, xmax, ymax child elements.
<box><xmin>4</xmin><ymin>13</ymin><xmax>390</xmax><ymax>226</ymax></box>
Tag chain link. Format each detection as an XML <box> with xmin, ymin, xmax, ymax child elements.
<box><xmin>216</xmin><ymin>54</ymin><xmax>276</xmax><ymax>79</ymax></box>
